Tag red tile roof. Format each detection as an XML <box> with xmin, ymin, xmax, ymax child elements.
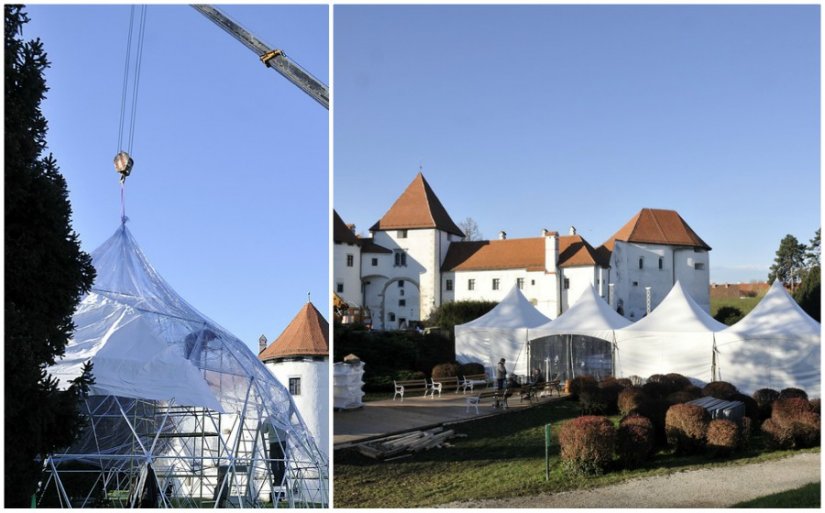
<box><xmin>370</xmin><ymin>173</ymin><xmax>465</xmax><ymax>237</ymax></box>
<box><xmin>259</xmin><ymin>302</ymin><xmax>329</xmax><ymax>361</ymax></box>
<box><xmin>333</xmin><ymin>210</ymin><xmax>359</xmax><ymax>245</ymax></box>
<box><xmin>603</xmin><ymin>208</ymin><xmax>711</xmax><ymax>251</ymax></box>
<box><xmin>441</xmin><ymin>235</ymin><xmax>606</xmax><ymax>272</ymax></box>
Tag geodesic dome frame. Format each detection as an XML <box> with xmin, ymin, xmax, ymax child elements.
<box><xmin>38</xmin><ymin>224</ymin><xmax>328</xmax><ymax>508</ymax></box>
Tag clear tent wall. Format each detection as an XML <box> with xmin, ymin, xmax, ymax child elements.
<box><xmin>528</xmin><ymin>335</ymin><xmax>614</xmax><ymax>383</ymax></box>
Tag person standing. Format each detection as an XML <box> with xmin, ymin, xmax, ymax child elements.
<box><xmin>496</xmin><ymin>358</ymin><xmax>507</xmax><ymax>390</ymax></box>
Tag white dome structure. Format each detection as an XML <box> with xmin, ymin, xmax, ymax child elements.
<box><xmin>41</xmin><ymin>224</ymin><xmax>328</xmax><ymax>508</ymax></box>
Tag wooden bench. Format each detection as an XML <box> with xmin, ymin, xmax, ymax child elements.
<box><xmin>539</xmin><ymin>380</ymin><xmax>562</xmax><ymax>398</ymax></box>
<box><xmin>393</xmin><ymin>379</ymin><xmax>429</xmax><ymax>401</ymax></box>
<box><xmin>429</xmin><ymin>376</ymin><xmax>461</xmax><ymax>397</ymax></box>
<box><xmin>465</xmin><ymin>389</ymin><xmax>509</xmax><ymax>413</ymax></box>
<box><xmin>460</xmin><ymin>374</ymin><xmax>490</xmax><ymax>394</ymax></box>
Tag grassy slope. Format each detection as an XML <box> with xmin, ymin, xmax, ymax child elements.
<box><xmin>334</xmin><ymin>400</ymin><xmax>818</xmax><ymax>508</ymax></box>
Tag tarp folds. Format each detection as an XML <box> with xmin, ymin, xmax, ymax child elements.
<box><xmin>615</xmin><ymin>281</ymin><xmax>725</xmax><ymax>383</ymax></box>
<box><xmin>716</xmin><ymin>280</ymin><xmax>821</xmax><ymax>396</ymax></box>
<box><xmin>455</xmin><ymin>285</ymin><xmax>550</xmax><ymax>378</ymax></box>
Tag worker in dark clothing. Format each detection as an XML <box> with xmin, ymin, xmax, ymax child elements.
<box><xmin>496</xmin><ymin>358</ymin><xmax>507</xmax><ymax>391</ymax></box>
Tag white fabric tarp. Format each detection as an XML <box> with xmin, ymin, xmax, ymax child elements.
<box><xmin>615</xmin><ymin>281</ymin><xmax>726</xmax><ymax>383</ymax></box>
<box><xmin>455</xmin><ymin>285</ymin><xmax>551</xmax><ymax>378</ymax></box>
<box><xmin>530</xmin><ymin>285</ymin><xmax>632</xmax><ymax>340</ymax></box>
<box><xmin>715</xmin><ymin>280</ymin><xmax>821</xmax><ymax>396</ymax></box>
<box><xmin>333</xmin><ymin>361</ymin><xmax>365</xmax><ymax>410</ymax></box>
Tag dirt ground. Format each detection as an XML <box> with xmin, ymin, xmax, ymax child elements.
<box><xmin>437</xmin><ymin>452</ymin><xmax>821</xmax><ymax>508</ymax></box>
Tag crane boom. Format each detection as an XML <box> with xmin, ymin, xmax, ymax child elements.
<box><xmin>192</xmin><ymin>4</ymin><xmax>329</xmax><ymax>109</ymax></box>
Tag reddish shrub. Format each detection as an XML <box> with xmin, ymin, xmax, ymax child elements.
<box><xmin>642</xmin><ymin>381</ymin><xmax>670</xmax><ymax>400</ymax></box>
<box><xmin>431</xmin><ymin>362</ymin><xmax>460</xmax><ymax>379</ymax></box>
<box><xmin>664</xmin><ymin>373</ymin><xmax>693</xmax><ymax>392</ymax></box>
<box><xmin>811</xmin><ymin>398</ymin><xmax>821</xmax><ymax>414</ymax></box>
<box><xmin>665</xmin><ymin>403</ymin><xmax>709</xmax><ymax>454</ymax></box>
<box><xmin>702</xmin><ymin>381</ymin><xmax>738</xmax><ymax>400</ymax></box>
<box><xmin>706</xmin><ymin>419</ymin><xmax>739</xmax><ymax>457</ymax></box>
<box><xmin>578</xmin><ymin>380</ymin><xmax>606</xmax><ymax>414</ymax></box>
<box><xmin>752</xmin><ymin>388</ymin><xmax>780</xmax><ymax>420</ymax></box>
<box><xmin>779</xmin><ymin>388</ymin><xmax>809</xmax><ymax>401</ymax></box>
<box><xmin>683</xmin><ymin>385</ymin><xmax>703</xmax><ymax>398</ymax></box>
<box><xmin>791</xmin><ymin>411</ymin><xmax>821</xmax><ymax>448</ymax></box>
<box><xmin>617</xmin><ymin>415</ymin><xmax>654</xmax><ymax>468</ymax></box>
<box><xmin>666</xmin><ymin>391</ymin><xmax>697</xmax><ymax>406</ymax></box>
<box><xmin>730</xmin><ymin>393</ymin><xmax>759</xmax><ymax>422</ymax></box>
<box><xmin>599</xmin><ymin>378</ymin><xmax>624</xmax><ymax>414</ymax></box>
<box><xmin>569</xmin><ymin>375</ymin><xmax>598</xmax><ymax>401</ymax></box>
<box><xmin>761</xmin><ymin>418</ymin><xmax>794</xmax><ymax>449</ymax></box>
<box><xmin>459</xmin><ymin>362</ymin><xmax>485</xmax><ymax>377</ymax></box>
<box><xmin>618</xmin><ymin>387</ymin><xmax>649</xmax><ymax>416</ymax></box>
<box><xmin>558</xmin><ymin>416</ymin><xmax>616</xmax><ymax>475</ymax></box>
<box><xmin>616</xmin><ymin>378</ymin><xmax>633</xmax><ymax>388</ymax></box>
<box><xmin>772</xmin><ymin>398</ymin><xmax>813</xmax><ymax>425</ymax></box>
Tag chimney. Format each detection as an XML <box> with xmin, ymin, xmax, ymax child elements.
<box><xmin>544</xmin><ymin>231</ymin><xmax>559</xmax><ymax>273</ymax></box>
<box><xmin>541</xmin><ymin>228</ymin><xmax>549</xmax><ymax>237</ymax></box>
<box><xmin>258</xmin><ymin>334</ymin><xmax>268</xmax><ymax>353</ymax></box>
<box><xmin>569</xmin><ymin>225</ymin><xmax>577</xmax><ymax>236</ymax></box>
<box><xmin>498</xmin><ymin>230</ymin><xmax>507</xmax><ymax>240</ymax></box>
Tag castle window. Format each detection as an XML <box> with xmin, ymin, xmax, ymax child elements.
<box><xmin>394</xmin><ymin>250</ymin><xmax>407</xmax><ymax>267</ymax></box>
<box><xmin>346</xmin><ymin>254</ymin><xmax>354</xmax><ymax>267</ymax></box>
<box><xmin>468</xmin><ymin>279</ymin><xmax>475</xmax><ymax>291</ymax></box>
<box><xmin>531</xmin><ymin>279</ymin><xmax>536</xmax><ymax>286</ymax></box>
<box><xmin>492</xmin><ymin>278</ymin><xmax>500</xmax><ymax>291</ymax></box>
<box><xmin>658</xmin><ymin>257</ymin><xmax>663</xmax><ymax>270</ymax></box>
<box><xmin>371</xmin><ymin>257</ymin><xmax>378</xmax><ymax>267</ymax></box>
<box><xmin>388</xmin><ymin>312</ymin><xmax>396</xmax><ymax>322</ymax></box>
<box><xmin>517</xmin><ymin>278</ymin><xmax>524</xmax><ymax>290</ymax></box>
<box><xmin>446</xmin><ymin>279</ymin><xmax>453</xmax><ymax>291</ymax></box>
<box><xmin>695</xmin><ymin>262</ymin><xmax>706</xmax><ymax>270</ymax></box>
<box><xmin>633</xmin><ymin>281</ymin><xmax>639</xmax><ymax>287</ymax></box>
<box><xmin>336</xmin><ymin>283</ymin><xmax>344</xmax><ymax>293</ymax></box>
<box><xmin>397</xmin><ymin>230</ymin><xmax>408</xmax><ymax>239</ymax></box>
<box><xmin>398</xmin><ymin>280</ymin><xmax>405</xmax><ymax>288</ymax></box>
<box><xmin>563</xmin><ymin>278</ymin><xmax>570</xmax><ymax>290</ymax></box>
<box><xmin>639</xmin><ymin>257</ymin><xmax>644</xmax><ymax>269</ymax></box>
<box><xmin>288</xmin><ymin>377</ymin><xmax>301</xmax><ymax>396</ymax></box>
<box><xmin>399</xmin><ymin>299</ymin><xmax>406</xmax><ymax>307</ymax></box>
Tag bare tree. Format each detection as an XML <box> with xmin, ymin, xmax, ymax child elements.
<box><xmin>458</xmin><ymin>217</ymin><xmax>482</xmax><ymax>241</ymax></box>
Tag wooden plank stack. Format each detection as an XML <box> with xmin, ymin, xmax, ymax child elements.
<box><xmin>355</xmin><ymin>427</ymin><xmax>463</xmax><ymax>460</ymax></box>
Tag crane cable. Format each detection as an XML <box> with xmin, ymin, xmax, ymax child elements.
<box><xmin>115</xmin><ymin>5</ymin><xmax>147</xmax><ymax>222</ymax></box>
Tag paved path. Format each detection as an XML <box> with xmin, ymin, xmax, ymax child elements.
<box><xmin>334</xmin><ymin>390</ymin><xmax>563</xmax><ymax>446</ymax></box>
<box><xmin>437</xmin><ymin>452</ymin><xmax>821</xmax><ymax>508</ymax></box>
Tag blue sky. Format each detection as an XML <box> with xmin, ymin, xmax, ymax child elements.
<box><xmin>334</xmin><ymin>5</ymin><xmax>820</xmax><ymax>284</ymax></box>
<box><xmin>25</xmin><ymin>4</ymin><xmax>329</xmax><ymax>352</ymax></box>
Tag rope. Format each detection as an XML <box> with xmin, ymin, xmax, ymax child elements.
<box><xmin>127</xmin><ymin>6</ymin><xmax>147</xmax><ymax>154</ymax></box>
<box><xmin>117</xmin><ymin>6</ymin><xmax>135</xmax><ymax>153</ymax></box>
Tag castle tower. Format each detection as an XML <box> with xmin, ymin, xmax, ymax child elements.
<box><xmin>259</xmin><ymin>301</ymin><xmax>329</xmax><ymax>459</ymax></box>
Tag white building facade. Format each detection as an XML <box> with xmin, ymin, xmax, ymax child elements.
<box><xmin>335</xmin><ymin>173</ymin><xmax>711</xmax><ymax>329</ymax></box>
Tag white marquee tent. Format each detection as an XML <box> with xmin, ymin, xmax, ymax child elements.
<box><xmin>40</xmin><ymin>224</ymin><xmax>328</xmax><ymax>508</ymax></box>
<box><xmin>715</xmin><ymin>280</ymin><xmax>821</xmax><ymax>396</ymax></box>
<box><xmin>455</xmin><ymin>285</ymin><xmax>550</xmax><ymax>378</ymax></box>
<box><xmin>528</xmin><ymin>286</ymin><xmax>632</xmax><ymax>381</ymax></box>
<box><xmin>614</xmin><ymin>281</ymin><xmax>726</xmax><ymax>383</ymax></box>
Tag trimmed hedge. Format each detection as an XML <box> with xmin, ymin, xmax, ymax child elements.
<box><xmin>569</xmin><ymin>375</ymin><xmax>598</xmax><ymax>401</ymax></box>
<box><xmin>730</xmin><ymin>393</ymin><xmax>760</xmax><ymax>422</ymax></box>
<box><xmin>752</xmin><ymin>388</ymin><xmax>780</xmax><ymax>420</ymax></box>
<box><xmin>762</xmin><ymin>397</ymin><xmax>821</xmax><ymax>449</ymax></box>
<box><xmin>706</xmin><ymin>419</ymin><xmax>739</xmax><ymax>457</ymax></box>
<box><xmin>616</xmin><ymin>414</ymin><xmax>654</xmax><ymax>468</ymax></box>
<box><xmin>779</xmin><ymin>388</ymin><xmax>809</xmax><ymax>401</ymax></box>
<box><xmin>618</xmin><ymin>387</ymin><xmax>648</xmax><ymax>416</ymax></box>
<box><xmin>459</xmin><ymin>362</ymin><xmax>485</xmax><ymax>377</ymax></box>
<box><xmin>665</xmin><ymin>403</ymin><xmax>709</xmax><ymax>454</ymax></box>
<box><xmin>598</xmin><ymin>377</ymin><xmax>625</xmax><ymax>414</ymax></box>
<box><xmin>811</xmin><ymin>398</ymin><xmax>821</xmax><ymax>415</ymax></box>
<box><xmin>558</xmin><ymin>416</ymin><xmax>616</xmax><ymax>476</ymax></box>
<box><xmin>431</xmin><ymin>362</ymin><xmax>460</xmax><ymax>379</ymax></box>
<box><xmin>702</xmin><ymin>381</ymin><xmax>738</xmax><ymax>400</ymax></box>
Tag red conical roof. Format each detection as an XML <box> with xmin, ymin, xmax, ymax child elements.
<box><xmin>259</xmin><ymin>302</ymin><xmax>329</xmax><ymax>361</ymax></box>
<box><xmin>370</xmin><ymin>172</ymin><xmax>464</xmax><ymax>236</ymax></box>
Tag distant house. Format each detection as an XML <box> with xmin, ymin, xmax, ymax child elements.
<box><xmin>335</xmin><ymin>172</ymin><xmax>711</xmax><ymax>329</ymax></box>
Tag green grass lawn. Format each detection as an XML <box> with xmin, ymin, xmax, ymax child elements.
<box><xmin>334</xmin><ymin>400</ymin><xmax>818</xmax><ymax>508</ymax></box>
<box><xmin>733</xmin><ymin>481</ymin><xmax>821</xmax><ymax>508</ymax></box>
<box><xmin>710</xmin><ymin>295</ymin><xmax>765</xmax><ymax>320</ymax></box>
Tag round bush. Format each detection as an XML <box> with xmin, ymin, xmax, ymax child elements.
<box><xmin>761</xmin><ymin>418</ymin><xmax>794</xmax><ymax>449</ymax></box>
<box><xmin>665</xmin><ymin>391</ymin><xmax>697</xmax><ymax>406</ymax></box>
<box><xmin>772</xmin><ymin>397</ymin><xmax>813</xmax><ymax>424</ymax></box>
<box><xmin>664</xmin><ymin>373</ymin><xmax>693</xmax><ymax>392</ymax></box>
<box><xmin>702</xmin><ymin>381</ymin><xmax>738</xmax><ymax>400</ymax></box>
<box><xmin>616</xmin><ymin>378</ymin><xmax>633</xmax><ymax>388</ymax></box>
<box><xmin>810</xmin><ymin>398</ymin><xmax>821</xmax><ymax>415</ymax></box>
<box><xmin>752</xmin><ymin>388</ymin><xmax>780</xmax><ymax>420</ymax></box>
<box><xmin>578</xmin><ymin>380</ymin><xmax>606</xmax><ymax>414</ymax></box>
<box><xmin>617</xmin><ymin>414</ymin><xmax>654</xmax><ymax>468</ymax></box>
<box><xmin>706</xmin><ymin>419</ymin><xmax>739</xmax><ymax>457</ymax></box>
<box><xmin>647</xmin><ymin>374</ymin><xmax>667</xmax><ymax>384</ymax></box>
<box><xmin>431</xmin><ymin>362</ymin><xmax>460</xmax><ymax>379</ymax></box>
<box><xmin>665</xmin><ymin>403</ymin><xmax>709</xmax><ymax>454</ymax></box>
<box><xmin>779</xmin><ymin>388</ymin><xmax>808</xmax><ymax>401</ymax></box>
<box><xmin>558</xmin><ymin>416</ymin><xmax>616</xmax><ymax>476</ymax></box>
<box><xmin>598</xmin><ymin>377</ymin><xmax>624</xmax><ymax>414</ymax></box>
<box><xmin>618</xmin><ymin>387</ymin><xmax>649</xmax><ymax>416</ymax></box>
<box><xmin>739</xmin><ymin>416</ymin><xmax>752</xmax><ymax>449</ymax></box>
<box><xmin>459</xmin><ymin>362</ymin><xmax>485</xmax><ymax>377</ymax></box>
<box><xmin>569</xmin><ymin>375</ymin><xmax>598</xmax><ymax>401</ymax></box>
<box><xmin>730</xmin><ymin>393</ymin><xmax>759</xmax><ymax>421</ymax></box>
<box><xmin>642</xmin><ymin>381</ymin><xmax>670</xmax><ymax>400</ymax></box>
<box><xmin>683</xmin><ymin>385</ymin><xmax>703</xmax><ymax>398</ymax></box>
<box><xmin>767</xmin><ymin>398</ymin><xmax>821</xmax><ymax>449</ymax></box>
